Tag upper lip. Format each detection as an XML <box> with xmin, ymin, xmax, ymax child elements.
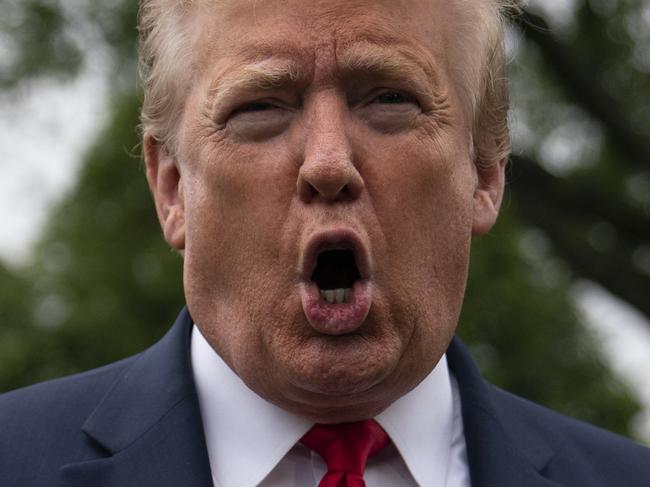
<box><xmin>300</xmin><ymin>228</ymin><xmax>371</xmax><ymax>282</ymax></box>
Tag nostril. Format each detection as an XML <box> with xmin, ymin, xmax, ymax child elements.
<box><xmin>297</xmin><ymin>177</ymin><xmax>351</xmax><ymax>203</ymax></box>
<box><xmin>298</xmin><ymin>179</ymin><xmax>319</xmax><ymax>202</ymax></box>
<box><xmin>297</xmin><ymin>150</ymin><xmax>364</xmax><ymax>203</ymax></box>
<box><xmin>297</xmin><ymin>177</ymin><xmax>361</xmax><ymax>203</ymax></box>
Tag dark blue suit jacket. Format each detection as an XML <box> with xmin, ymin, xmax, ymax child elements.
<box><xmin>1</xmin><ymin>308</ymin><xmax>649</xmax><ymax>486</ymax></box>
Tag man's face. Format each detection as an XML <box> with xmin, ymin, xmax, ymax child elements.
<box><xmin>147</xmin><ymin>0</ymin><xmax>504</xmax><ymax>422</ymax></box>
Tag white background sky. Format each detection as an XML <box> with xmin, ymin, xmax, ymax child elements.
<box><xmin>1</xmin><ymin>0</ymin><xmax>649</xmax><ymax>444</ymax></box>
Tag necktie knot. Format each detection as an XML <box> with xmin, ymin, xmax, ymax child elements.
<box><xmin>300</xmin><ymin>420</ymin><xmax>389</xmax><ymax>486</ymax></box>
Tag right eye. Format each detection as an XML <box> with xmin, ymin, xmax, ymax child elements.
<box><xmin>232</xmin><ymin>101</ymin><xmax>276</xmax><ymax>114</ymax></box>
<box><xmin>227</xmin><ymin>100</ymin><xmax>294</xmax><ymax>141</ymax></box>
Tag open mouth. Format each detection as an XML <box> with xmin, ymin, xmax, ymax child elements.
<box><xmin>299</xmin><ymin>230</ymin><xmax>373</xmax><ymax>335</ymax></box>
<box><xmin>311</xmin><ymin>249</ymin><xmax>361</xmax><ymax>304</ymax></box>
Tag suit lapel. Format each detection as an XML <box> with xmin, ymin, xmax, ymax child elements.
<box><xmin>59</xmin><ymin>309</ymin><xmax>213</xmax><ymax>487</ymax></box>
<box><xmin>447</xmin><ymin>337</ymin><xmax>565</xmax><ymax>487</ymax></box>
<box><xmin>58</xmin><ymin>313</ymin><xmax>568</xmax><ymax>487</ymax></box>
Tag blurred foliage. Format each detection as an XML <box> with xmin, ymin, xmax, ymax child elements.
<box><xmin>462</xmin><ymin>210</ymin><xmax>639</xmax><ymax>434</ymax></box>
<box><xmin>0</xmin><ymin>0</ymin><xmax>82</xmax><ymax>86</ymax></box>
<box><xmin>0</xmin><ymin>0</ymin><xmax>648</xmax><ymax>443</ymax></box>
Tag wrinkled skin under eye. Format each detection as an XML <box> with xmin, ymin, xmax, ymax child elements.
<box><xmin>227</xmin><ymin>101</ymin><xmax>294</xmax><ymax>141</ymax></box>
<box><xmin>357</xmin><ymin>90</ymin><xmax>423</xmax><ymax>133</ymax></box>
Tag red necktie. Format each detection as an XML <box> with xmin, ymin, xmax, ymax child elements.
<box><xmin>300</xmin><ymin>420</ymin><xmax>390</xmax><ymax>487</ymax></box>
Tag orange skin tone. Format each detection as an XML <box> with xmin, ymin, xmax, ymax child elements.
<box><xmin>145</xmin><ymin>0</ymin><xmax>505</xmax><ymax>423</ymax></box>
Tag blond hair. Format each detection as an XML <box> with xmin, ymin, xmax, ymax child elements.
<box><xmin>138</xmin><ymin>0</ymin><xmax>196</xmax><ymax>153</ymax></box>
<box><xmin>449</xmin><ymin>0</ymin><xmax>523</xmax><ymax>168</ymax></box>
<box><xmin>138</xmin><ymin>0</ymin><xmax>522</xmax><ymax>165</ymax></box>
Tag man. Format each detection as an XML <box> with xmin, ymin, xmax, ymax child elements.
<box><xmin>1</xmin><ymin>0</ymin><xmax>649</xmax><ymax>486</ymax></box>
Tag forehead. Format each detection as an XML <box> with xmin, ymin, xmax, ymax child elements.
<box><xmin>190</xmin><ymin>0</ymin><xmax>456</xmax><ymax>77</ymax></box>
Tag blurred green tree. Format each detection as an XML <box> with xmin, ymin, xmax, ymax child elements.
<box><xmin>0</xmin><ymin>1</ymin><xmax>647</xmax><ymax>442</ymax></box>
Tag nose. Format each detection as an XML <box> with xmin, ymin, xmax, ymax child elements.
<box><xmin>297</xmin><ymin>98</ymin><xmax>364</xmax><ymax>203</ymax></box>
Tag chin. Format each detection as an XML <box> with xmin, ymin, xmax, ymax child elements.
<box><xmin>298</xmin><ymin>402</ymin><xmax>391</xmax><ymax>424</ymax></box>
<box><xmin>277</xmin><ymin>346</ymin><xmax>402</xmax><ymax>408</ymax></box>
<box><xmin>291</xmin><ymin>369</ymin><xmax>383</xmax><ymax>397</ymax></box>
<box><xmin>282</xmin><ymin>379</ymin><xmax>399</xmax><ymax>423</ymax></box>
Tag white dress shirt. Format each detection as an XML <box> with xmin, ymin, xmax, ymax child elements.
<box><xmin>191</xmin><ymin>325</ymin><xmax>470</xmax><ymax>487</ymax></box>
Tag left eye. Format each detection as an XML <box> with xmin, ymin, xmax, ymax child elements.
<box><xmin>356</xmin><ymin>89</ymin><xmax>421</xmax><ymax>133</ymax></box>
<box><xmin>375</xmin><ymin>91</ymin><xmax>413</xmax><ymax>104</ymax></box>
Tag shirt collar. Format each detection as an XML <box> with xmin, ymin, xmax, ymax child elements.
<box><xmin>191</xmin><ymin>325</ymin><xmax>312</xmax><ymax>487</ymax></box>
<box><xmin>192</xmin><ymin>324</ymin><xmax>455</xmax><ymax>487</ymax></box>
<box><xmin>376</xmin><ymin>354</ymin><xmax>455</xmax><ymax>487</ymax></box>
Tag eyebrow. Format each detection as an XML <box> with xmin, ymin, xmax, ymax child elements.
<box><xmin>207</xmin><ymin>41</ymin><xmax>443</xmax><ymax>109</ymax></box>
<box><xmin>339</xmin><ymin>43</ymin><xmax>427</xmax><ymax>80</ymax></box>
<box><xmin>208</xmin><ymin>59</ymin><xmax>306</xmax><ymax>108</ymax></box>
<box><xmin>337</xmin><ymin>42</ymin><xmax>442</xmax><ymax>97</ymax></box>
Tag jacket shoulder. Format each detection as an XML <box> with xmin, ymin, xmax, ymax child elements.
<box><xmin>490</xmin><ymin>385</ymin><xmax>650</xmax><ymax>485</ymax></box>
<box><xmin>0</xmin><ymin>355</ymin><xmax>138</xmax><ymax>486</ymax></box>
<box><xmin>0</xmin><ymin>355</ymin><xmax>137</xmax><ymax>418</ymax></box>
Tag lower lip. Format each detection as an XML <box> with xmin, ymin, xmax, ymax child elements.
<box><xmin>300</xmin><ymin>280</ymin><xmax>372</xmax><ymax>335</ymax></box>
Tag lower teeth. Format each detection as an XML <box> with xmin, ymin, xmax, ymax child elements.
<box><xmin>320</xmin><ymin>288</ymin><xmax>352</xmax><ymax>304</ymax></box>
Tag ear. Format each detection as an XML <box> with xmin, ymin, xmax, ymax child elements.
<box><xmin>472</xmin><ymin>156</ymin><xmax>506</xmax><ymax>236</ymax></box>
<box><xmin>144</xmin><ymin>135</ymin><xmax>186</xmax><ymax>250</ymax></box>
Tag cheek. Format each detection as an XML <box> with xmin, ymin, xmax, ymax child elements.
<box><xmin>364</xmin><ymin>129</ymin><xmax>475</xmax><ymax>248</ymax></box>
<box><xmin>181</xmin><ymin>138</ymin><xmax>299</xmax><ymax>297</ymax></box>
<box><xmin>180</xmin><ymin>143</ymin><xmax>302</xmax><ymax>364</ymax></box>
<box><xmin>361</xmin><ymin>128</ymin><xmax>474</xmax><ymax>326</ymax></box>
